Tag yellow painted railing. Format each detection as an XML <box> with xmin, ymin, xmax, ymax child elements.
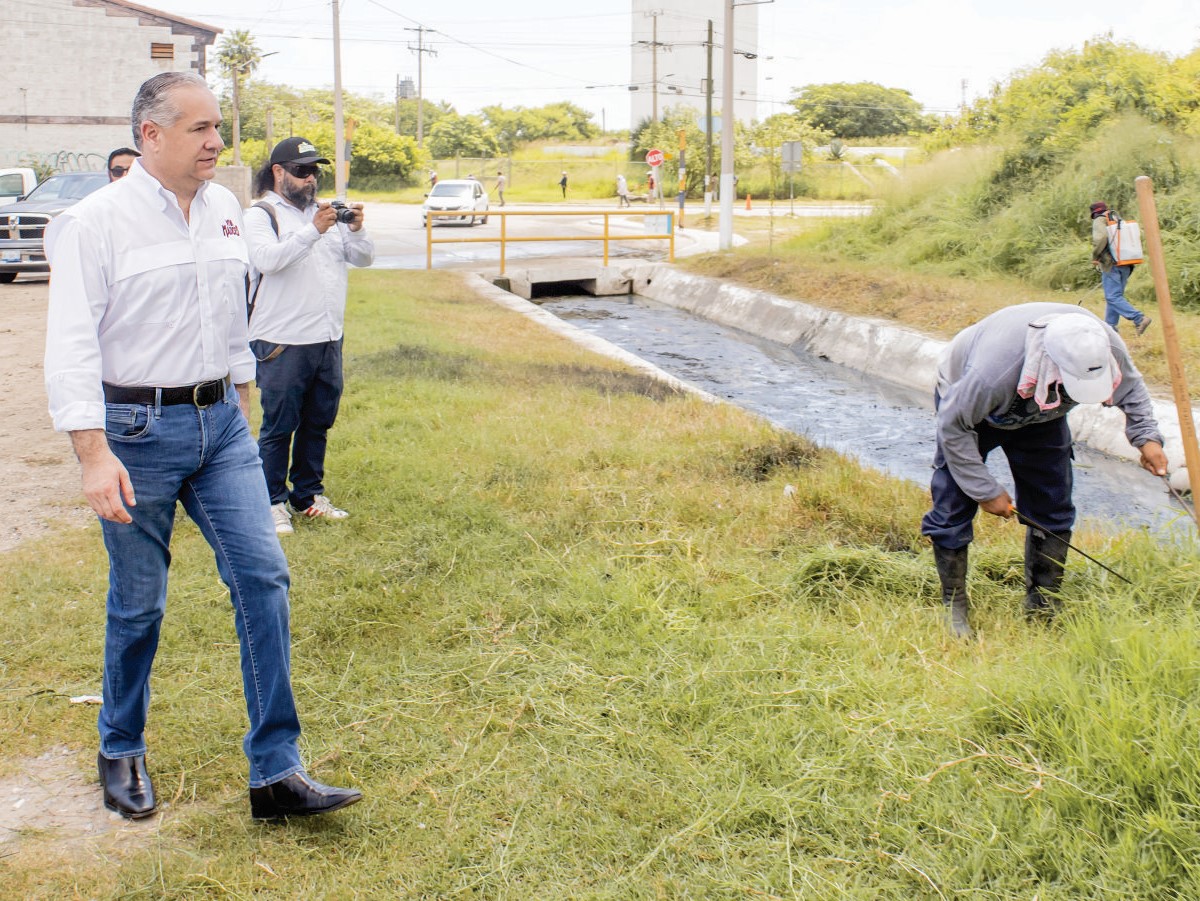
<box><xmin>425</xmin><ymin>209</ymin><xmax>675</xmax><ymax>274</ymax></box>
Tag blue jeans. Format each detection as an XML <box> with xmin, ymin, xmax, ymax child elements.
<box><xmin>98</xmin><ymin>384</ymin><xmax>303</xmax><ymax>788</ymax></box>
<box><xmin>253</xmin><ymin>339</ymin><xmax>344</xmax><ymax>511</ymax></box>
<box><xmin>1101</xmin><ymin>265</ymin><xmax>1143</xmax><ymax>330</ymax></box>
<box><xmin>921</xmin><ymin>416</ymin><xmax>1076</xmax><ymax>549</ymax></box>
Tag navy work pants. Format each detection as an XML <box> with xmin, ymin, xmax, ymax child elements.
<box><xmin>253</xmin><ymin>338</ymin><xmax>344</xmax><ymax>511</ymax></box>
<box><xmin>921</xmin><ymin>415</ymin><xmax>1076</xmax><ymax>549</ymax></box>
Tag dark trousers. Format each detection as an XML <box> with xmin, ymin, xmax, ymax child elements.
<box><xmin>921</xmin><ymin>415</ymin><xmax>1075</xmax><ymax>549</ymax></box>
<box><xmin>253</xmin><ymin>338</ymin><xmax>344</xmax><ymax>510</ymax></box>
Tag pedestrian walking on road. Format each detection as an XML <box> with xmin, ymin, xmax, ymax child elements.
<box><xmin>496</xmin><ymin>171</ymin><xmax>506</xmax><ymax>206</ymax></box>
<box><xmin>558</xmin><ymin>171</ymin><xmax>568</xmax><ymax>199</ymax></box>
<box><xmin>616</xmin><ymin>173</ymin><xmax>630</xmax><ymax>207</ymax></box>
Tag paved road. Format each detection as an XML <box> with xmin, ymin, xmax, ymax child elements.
<box><xmin>365</xmin><ymin>199</ymin><xmax>871</xmax><ymax>270</ymax></box>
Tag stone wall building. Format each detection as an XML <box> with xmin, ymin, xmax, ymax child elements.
<box><xmin>1</xmin><ymin>0</ymin><xmax>219</xmax><ymax>170</ymax></box>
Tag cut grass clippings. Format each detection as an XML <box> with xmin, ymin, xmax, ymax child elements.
<box><xmin>4</xmin><ymin>269</ymin><xmax>1200</xmax><ymax>898</ymax></box>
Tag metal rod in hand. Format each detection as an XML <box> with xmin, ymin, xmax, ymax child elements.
<box><xmin>1162</xmin><ymin>475</ymin><xmax>1200</xmax><ymax>528</ymax></box>
<box><xmin>1011</xmin><ymin>506</ymin><xmax>1133</xmax><ymax>585</ymax></box>
<box><xmin>1135</xmin><ymin>176</ymin><xmax>1200</xmax><ymax>501</ymax></box>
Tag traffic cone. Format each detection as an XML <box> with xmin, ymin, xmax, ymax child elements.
<box><xmin>745</xmin><ymin>194</ymin><xmax>752</xmax><ymax>210</ymax></box>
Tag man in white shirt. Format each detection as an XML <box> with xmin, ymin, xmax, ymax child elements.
<box><xmin>44</xmin><ymin>72</ymin><xmax>362</xmax><ymax>821</ymax></box>
<box><xmin>245</xmin><ymin>137</ymin><xmax>375</xmax><ymax>535</ymax></box>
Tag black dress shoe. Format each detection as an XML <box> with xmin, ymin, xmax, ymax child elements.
<box><xmin>249</xmin><ymin>772</ymin><xmax>362</xmax><ymax>820</ymax></box>
<box><xmin>97</xmin><ymin>752</ymin><xmax>157</xmax><ymax>819</ymax></box>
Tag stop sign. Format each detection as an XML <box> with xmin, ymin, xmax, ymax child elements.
<box><xmin>645</xmin><ymin>148</ymin><xmax>664</xmax><ymax>167</ymax></box>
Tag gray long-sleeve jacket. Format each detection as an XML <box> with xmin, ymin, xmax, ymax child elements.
<box><xmin>935</xmin><ymin>302</ymin><xmax>1162</xmax><ymax>502</ymax></box>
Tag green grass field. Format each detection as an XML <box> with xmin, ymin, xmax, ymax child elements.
<box><xmin>5</xmin><ymin>269</ymin><xmax>1200</xmax><ymax>898</ymax></box>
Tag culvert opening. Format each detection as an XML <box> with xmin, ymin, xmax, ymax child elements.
<box><xmin>530</xmin><ymin>279</ymin><xmax>594</xmax><ymax>299</ymax></box>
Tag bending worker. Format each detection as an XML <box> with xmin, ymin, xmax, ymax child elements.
<box><xmin>920</xmin><ymin>302</ymin><xmax>1167</xmax><ymax>638</ymax></box>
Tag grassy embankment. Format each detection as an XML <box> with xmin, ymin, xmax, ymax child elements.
<box><xmin>4</xmin><ymin>268</ymin><xmax>1200</xmax><ymax>898</ymax></box>
<box><xmin>681</xmin><ymin>119</ymin><xmax>1200</xmax><ymax>391</ymax></box>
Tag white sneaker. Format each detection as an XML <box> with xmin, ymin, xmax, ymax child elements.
<box><xmin>271</xmin><ymin>502</ymin><xmax>294</xmax><ymax>535</ymax></box>
<box><xmin>295</xmin><ymin>494</ymin><xmax>349</xmax><ymax>520</ymax></box>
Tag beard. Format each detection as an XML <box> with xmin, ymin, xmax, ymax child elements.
<box><xmin>281</xmin><ymin>179</ymin><xmax>316</xmax><ymax>209</ymax></box>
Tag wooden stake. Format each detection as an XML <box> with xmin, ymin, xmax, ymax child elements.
<box><xmin>1135</xmin><ymin>175</ymin><xmax>1200</xmax><ymax>499</ymax></box>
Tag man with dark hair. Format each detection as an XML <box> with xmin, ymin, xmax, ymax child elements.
<box><xmin>44</xmin><ymin>72</ymin><xmax>362</xmax><ymax>821</ymax></box>
<box><xmin>921</xmin><ymin>303</ymin><xmax>1167</xmax><ymax>638</ymax></box>
<box><xmin>1091</xmin><ymin>200</ymin><xmax>1151</xmax><ymax>335</ymax></box>
<box><xmin>246</xmin><ymin>137</ymin><xmax>374</xmax><ymax>535</ymax></box>
<box><xmin>106</xmin><ymin>147</ymin><xmax>139</xmax><ymax>181</ymax></box>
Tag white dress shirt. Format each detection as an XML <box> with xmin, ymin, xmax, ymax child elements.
<box><xmin>44</xmin><ymin>161</ymin><xmax>253</xmax><ymax>433</ymax></box>
<box><xmin>244</xmin><ymin>192</ymin><xmax>375</xmax><ymax>345</ymax></box>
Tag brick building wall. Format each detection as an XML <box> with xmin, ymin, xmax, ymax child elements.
<box><xmin>1</xmin><ymin>0</ymin><xmax>218</xmax><ymax>169</ymax></box>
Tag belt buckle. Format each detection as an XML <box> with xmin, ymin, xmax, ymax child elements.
<box><xmin>193</xmin><ymin>380</ymin><xmax>216</xmax><ymax>409</ymax></box>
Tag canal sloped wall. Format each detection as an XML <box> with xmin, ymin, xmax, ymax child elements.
<box><xmin>630</xmin><ymin>263</ymin><xmax>1192</xmax><ymax>483</ymax></box>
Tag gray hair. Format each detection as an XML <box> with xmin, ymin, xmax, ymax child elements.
<box><xmin>130</xmin><ymin>71</ymin><xmax>210</xmax><ymax>150</ymax></box>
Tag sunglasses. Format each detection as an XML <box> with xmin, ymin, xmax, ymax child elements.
<box><xmin>281</xmin><ymin>162</ymin><xmax>321</xmax><ymax>179</ymax></box>
<box><xmin>109</xmin><ymin>166</ymin><xmax>130</xmax><ymax>178</ymax></box>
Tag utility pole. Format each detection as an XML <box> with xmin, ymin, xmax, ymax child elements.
<box><xmin>636</xmin><ymin>10</ymin><xmax>668</xmax><ymax>124</ymax></box>
<box><xmin>719</xmin><ymin>0</ymin><xmax>734</xmax><ymax>250</ymax></box>
<box><xmin>406</xmin><ymin>26</ymin><xmax>437</xmax><ymax>149</ymax></box>
<box><xmin>395</xmin><ymin>74</ymin><xmax>401</xmax><ymax>134</ymax></box>
<box><xmin>651</xmin><ymin>12</ymin><xmax>659</xmax><ymax>123</ymax></box>
<box><xmin>332</xmin><ymin>0</ymin><xmax>346</xmax><ymax>199</ymax></box>
<box><xmin>705</xmin><ymin>19</ymin><xmax>714</xmax><ymax>216</ymax></box>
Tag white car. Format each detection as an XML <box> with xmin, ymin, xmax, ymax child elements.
<box><xmin>421</xmin><ymin>179</ymin><xmax>489</xmax><ymax>226</ymax></box>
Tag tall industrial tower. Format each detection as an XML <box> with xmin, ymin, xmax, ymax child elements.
<box><xmin>630</xmin><ymin>1</ymin><xmax>760</xmax><ymax>130</ymax></box>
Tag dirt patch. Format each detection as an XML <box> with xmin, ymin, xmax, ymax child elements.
<box><xmin>0</xmin><ymin>745</ymin><xmax>163</xmax><ymax>861</ymax></box>
<box><xmin>0</xmin><ymin>279</ymin><xmax>93</xmax><ymax>552</ymax></box>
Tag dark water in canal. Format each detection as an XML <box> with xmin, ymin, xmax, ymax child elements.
<box><xmin>541</xmin><ymin>293</ymin><xmax>1193</xmax><ymax>535</ymax></box>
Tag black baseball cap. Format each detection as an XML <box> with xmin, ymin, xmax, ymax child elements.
<box><xmin>269</xmin><ymin>137</ymin><xmax>330</xmax><ymax>167</ymax></box>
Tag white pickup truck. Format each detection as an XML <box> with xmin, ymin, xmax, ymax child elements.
<box><xmin>0</xmin><ymin>168</ymin><xmax>37</xmax><ymax>206</ymax></box>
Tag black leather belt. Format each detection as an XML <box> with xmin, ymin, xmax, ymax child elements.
<box><xmin>103</xmin><ymin>376</ymin><xmax>229</xmax><ymax>408</ymax></box>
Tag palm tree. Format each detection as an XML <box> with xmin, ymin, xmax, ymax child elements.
<box><xmin>216</xmin><ymin>29</ymin><xmax>264</xmax><ymax>166</ymax></box>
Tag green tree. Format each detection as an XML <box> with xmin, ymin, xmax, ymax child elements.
<box><xmin>790</xmin><ymin>82</ymin><xmax>930</xmax><ymax>138</ymax></box>
<box><xmin>427</xmin><ymin>113</ymin><xmax>500</xmax><ymax>160</ymax></box>
<box><xmin>480</xmin><ymin>102</ymin><xmax>598</xmax><ymax>153</ymax></box>
<box><xmin>748</xmin><ymin>113</ymin><xmax>831</xmax><ymax>194</ymax></box>
<box><xmin>216</xmin><ymin>29</ymin><xmax>266</xmax><ymax>165</ymax></box>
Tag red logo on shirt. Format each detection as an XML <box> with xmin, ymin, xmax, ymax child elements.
<box><xmin>221</xmin><ymin>219</ymin><xmax>240</xmax><ymax>237</ymax></box>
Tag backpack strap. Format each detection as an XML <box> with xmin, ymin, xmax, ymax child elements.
<box><xmin>245</xmin><ymin>201</ymin><xmax>280</xmax><ymax>322</ymax></box>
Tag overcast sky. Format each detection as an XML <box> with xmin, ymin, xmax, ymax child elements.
<box><xmin>148</xmin><ymin>0</ymin><xmax>1200</xmax><ymax>130</ymax></box>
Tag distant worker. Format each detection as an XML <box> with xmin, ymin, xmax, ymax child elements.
<box><xmin>429</xmin><ymin>170</ymin><xmax>438</xmax><ymax>188</ymax></box>
<box><xmin>616</xmin><ymin>173</ymin><xmax>630</xmax><ymax>208</ymax></box>
<box><xmin>245</xmin><ymin>136</ymin><xmax>375</xmax><ymax>535</ymax></box>
<box><xmin>647</xmin><ymin>170</ymin><xmax>656</xmax><ymax>200</ymax></box>
<box><xmin>558</xmin><ymin>171</ymin><xmax>568</xmax><ymax>199</ymax></box>
<box><xmin>106</xmin><ymin>147</ymin><xmax>140</xmax><ymax>182</ymax></box>
<box><xmin>921</xmin><ymin>303</ymin><xmax>1166</xmax><ymax>638</ymax></box>
<box><xmin>1091</xmin><ymin>201</ymin><xmax>1151</xmax><ymax>335</ymax></box>
<box><xmin>496</xmin><ymin>170</ymin><xmax>506</xmax><ymax>207</ymax></box>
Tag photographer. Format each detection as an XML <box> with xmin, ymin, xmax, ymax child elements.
<box><xmin>246</xmin><ymin>137</ymin><xmax>374</xmax><ymax>534</ymax></box>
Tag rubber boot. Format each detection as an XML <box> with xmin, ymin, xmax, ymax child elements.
<box><xmin>933</xmin><ymin>543</ymin><xmax>972</xmax><ymax>639</ymax></box>
<box><xmin>1024</xmin><ymin>527</ymin><xmax>1070</xmax><ymax>620</ymax></box>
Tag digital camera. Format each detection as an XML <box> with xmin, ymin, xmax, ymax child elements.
<box><xmin>329</xmin><ymin>200</ymin><xmax>357</xmax><ymax>223</ymax></box>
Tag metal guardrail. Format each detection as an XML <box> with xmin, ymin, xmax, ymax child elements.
<box><xmin>425</xmin><ymin>209</ymin><xmax>675</xmax><ymax>274</ymax></box>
